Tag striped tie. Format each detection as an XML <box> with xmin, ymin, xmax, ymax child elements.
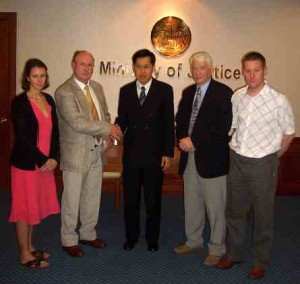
<box><xmin>188</xmin><ymin>86</ymin><xmax>202</xmax><ymax>135</ymax></box>
<box><xmin>139</xmin><ymin>86</ymin><xmax>146</xmax><ymax>106</ymax></box>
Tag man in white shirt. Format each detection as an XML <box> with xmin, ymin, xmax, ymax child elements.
<box><xmin>217</xmin><ymin>51</ymin><xmax>295</xmax><ymax>280</ymax></box>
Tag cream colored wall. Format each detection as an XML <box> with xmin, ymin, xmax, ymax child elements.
<box><xmin>1</xmin><ymin>0</ymin><xmax>299</xmax><ymax>134</ymax></box>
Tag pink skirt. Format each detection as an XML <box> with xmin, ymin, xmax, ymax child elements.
<box><xmin>9</xmin><ymin>166</ymin><xmax>60</xmax><ymax>225</ymax></box>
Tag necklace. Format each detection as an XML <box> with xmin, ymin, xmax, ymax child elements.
<box><xmin>27</xmin><ymin>93</ymin><xmax>43</xmax><ymax>101</ymax></box>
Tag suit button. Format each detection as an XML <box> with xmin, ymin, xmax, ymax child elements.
<box><xmin>145</xmin><ymin>126</ymin><xmax>149</xmax><ymax>130</ymax></box>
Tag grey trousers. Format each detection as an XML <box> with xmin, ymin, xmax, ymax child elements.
<box><xmin>183</xmin><ymin>153</ymin><xmax>227</xmax><ymax>256</ymax></box>
<box><xmin>226</xmin><ymin>150</ymin><xmax>278</xmax><ymax>269</ymax></box>
<box><xmin>61</xmin><ymin>147</ymin><xmax>103</xmax><ymax>246</ymax></box>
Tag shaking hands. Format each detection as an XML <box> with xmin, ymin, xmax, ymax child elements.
<box><xmin>110</xmin><ymin>124</ymin><xmax>122</xmax><ymax>141</ymax></box>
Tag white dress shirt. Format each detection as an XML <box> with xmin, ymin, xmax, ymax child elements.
<box><xmin>230</xmin><ymin>83</ymin><xmax>295</xmax><ymax>158</ymax></box>
<box><xmin>74</xmin><ymin>77</ymin><xmax>104</xmax><ymax>146</ymax></box>
<box><xmin>136</xmin><ymin>79</ymin><xmax>152</xmax><ymax>97</ymax></box>
<box><xmin>74</xmin><ymin>77</ymin><xmax>103</xmax><ymax>121</ymax></box>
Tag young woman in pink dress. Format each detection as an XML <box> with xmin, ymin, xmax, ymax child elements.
<box><xmin>9</xmin><ymin>58</ymin><xmax>60</xmax><ymax>268</ymax></box>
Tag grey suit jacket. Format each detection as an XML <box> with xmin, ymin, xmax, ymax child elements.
<box><xmin>55</xmin><ymin>77</ymin><xmax>111</xmax><ymax>172</ymax></box>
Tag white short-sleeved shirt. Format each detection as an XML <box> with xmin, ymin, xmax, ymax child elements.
<box><xmin>230</xmin><ymin>83</ymin><xmax>295</xmax><ymax>158</ymax></box>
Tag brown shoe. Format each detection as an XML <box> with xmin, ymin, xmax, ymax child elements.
<box><xmin>62</xmin><ymin>245</ymin><xmax>84</xmax><ymax>257</ymax></box>
<box><xmin>174</xmin><ymin>244</ymin><xmax>202</xmax><ymax>255</ymax></box>
<box><xmin>79</xmin><ymin>239</ymin><xmax>107</xmax><ymax>249</ymax></box>
<box><xmin>217</xmin><ymin>257</ymin><xmax>239</xmax><ymax>269</ymax></box>
<box><xmin>203</xmin><ymin>254</ymin><xmax>221</xmax><ymax>266</ymax></box>
<box><xmin>248</xmin><ymin>267</ymin><xmax>265</xmax><ymax>280</ymax></box>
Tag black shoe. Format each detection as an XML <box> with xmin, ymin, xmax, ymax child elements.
<box><xmin>123</xmin><ymin>240</ymin><xmax>136</xmax><ymax>250</ymax></box>
<box><xmin>147</xmin><ymin>243</ymin><xmax>159</xmax><ymax>252</ymax></box>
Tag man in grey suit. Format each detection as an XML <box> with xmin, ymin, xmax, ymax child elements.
<box><xmin>55</xmin><ymin>50</ymin><xmax>122</xmax><ymax>257</ymax></box>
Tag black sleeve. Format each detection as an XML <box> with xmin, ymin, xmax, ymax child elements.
<box><xmin>162</xmin><ymin>85</ymin><xmax>175</xmax><ymax>157</ymax></box>
<box><xmin>11</xmin><ymin>96</ymin><xmax>48</xmax><ymax>167</ymax></box>
<box><xmin>115</xmin><ymin>87</ymin><xmax>128</xmax><ymax>133</ymax></box>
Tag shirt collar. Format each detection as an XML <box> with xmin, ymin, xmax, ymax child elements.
<box><xmin>136</xmin><ymin>78</ymin><xmax>152</xmax><ymax>92</ymax></box>
<box><xmin>73</xmin><ymin>76</ymin><xmax>90</xmax><ymax>92</ymax></box>
<box><xmin>245</xmin><ymin>80</ymin><xmax>271</xmax><ymax>98</ymax></box>
<box><xmin>197</xmin><ymin>78</ymin><xmax>211</xmax><ymax>97</ymax></box>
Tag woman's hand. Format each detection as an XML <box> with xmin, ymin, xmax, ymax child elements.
<box><xmin>40</xmin><ymin>159</ymin><xmax>58</xmax><ymax>172</ymax></box>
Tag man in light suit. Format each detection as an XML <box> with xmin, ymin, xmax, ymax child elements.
<box><xmin>175</xmin><ymin>51</ymin><xmax>232</xmax><ymax>266</ymax></box>
<box><xmin>55</xmin><ymin>50</ymin><xmax>122</xmax><ymax>257</ymax></box>
<box><xmin>116</xmin><ymin>49</ymin><xmax>174</xmax><ymax>252</ymax></box>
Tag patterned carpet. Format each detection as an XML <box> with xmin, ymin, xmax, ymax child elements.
<box><xmin>0</xmin><ymin>190</ymin><xmax>299</xmax><ymax>284</ymax></box>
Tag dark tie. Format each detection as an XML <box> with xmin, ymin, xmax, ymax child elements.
<box><xmin>139</xmin><ymin>86</ymin><xmax>146</xmax><ymax>106</ymax></box>
<box><xmin>188</xmin><ymin>85</ymin><xmax>202</xmax><ymax>135</ymax></box>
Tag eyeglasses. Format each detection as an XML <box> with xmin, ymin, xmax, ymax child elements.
<box><xmin>76</xmin><ymin>62</ymin><xmax>94</xmax><ymax>69</ymax></box>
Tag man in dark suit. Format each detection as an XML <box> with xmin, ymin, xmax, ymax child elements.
<box><xmin>116</xmin><ymin>49</ymin><xmax>174</xmax><ymax>252</ymax></box>
<box><xmin>175</xmin><ymin>51</ymin><xmax>232</xmax><ymax>266</ymax></box>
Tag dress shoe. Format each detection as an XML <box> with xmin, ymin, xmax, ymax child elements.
<box><xmin>62</xmin><ymin>245</ymin><xmax>84</xmax><ymax>257</ymax></box>
<box><xmin>217</xmin><ymin>257</ymin><xmax>239</xmax><ymax>269</ymax></box>
<box><xmin>123</xmin><ymin>241</ymin><xmax>136</xmax><ymax>250</ymax></box>
<box><xmin>203</xmin><ymin>254</ymin><xmax>221</xmax><ymax>266</ymax></box>
<box><xmin>79</xmin><ymin>239</ymin><xmax>107</xmax><ymax>249</ymax></box>
<box><xmin>248</xmin><ymin>267</ymin><xmax>265</xmax><ymax>280</ymax></box>
<box><xmin>147</xmin><ymin>243</ymin><xmax>159</xmax><ymax>252</ymax></box>
<box><xmin>174</xmin><ymin>244</ymin><xmax>202</xmax><ymax>255</ymax></box>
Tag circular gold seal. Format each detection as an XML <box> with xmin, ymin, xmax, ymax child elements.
<box><xmin>151</xmin><ymin>16</ymin><xmax>192</xmax><ymax>57</ymax></box>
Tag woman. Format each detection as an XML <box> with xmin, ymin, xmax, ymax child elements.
<box><xmin>9</xmin><ymin>58</ymin><xmax>60</xmax><ymax>268</ymax></box>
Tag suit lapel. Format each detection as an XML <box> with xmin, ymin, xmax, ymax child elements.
<box><xmin>191</xmin><ymin>80</ymin><xmax>214</xmax><ymax>131</ymax></box>
<box><xmin>141</xmin><ymin>78</ymin><xmax>157</xmax><ymax>108</ymax></box>
<box><xmin>199</xmin><ymin>79</ymin><xmax>215</xmax><ymax>110</ymax></box>
<box><xmin>129</xmin><ymin>78</ymin><xmax>157</xmax><ymax>110</ymax></box>
<box><xmin>186</xmin><ymin>84</ymin><xmax>197</xmax><ymax>114</ymax></box>
<box><xmin>90</xmin><ymin>81</ymin><xmax>102</xmax><ymax>105</ymax></box>
<box><xmin>128</xmin><ymin>81</ymin><xmax>141</xmax><ymax>109</ymax></box>
<box><xmin>89</xmin><ymin>80</ymin><xmax>105</xmax><ymax>120</ymax></box>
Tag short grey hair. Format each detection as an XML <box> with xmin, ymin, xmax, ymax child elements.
<box><xmin>189</xmin><ymin>51</ymin><xmax>213</xmax><ymax>67</ymax></box>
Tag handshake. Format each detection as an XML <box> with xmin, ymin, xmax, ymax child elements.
<box><xmin>110</xmin><ymin>124</ymin><xmax>123</xmax><ymax>142</ymax></box>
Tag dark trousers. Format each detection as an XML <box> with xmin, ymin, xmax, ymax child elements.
<box><xmin>123</xmin><ymin>165</ymin><xmax>163</xmax><ymax>244</ymax></box>
<box><xmin>226</xmin><ymin>150</ymin><xmax>278</xmax><ymax>269</ymax></box>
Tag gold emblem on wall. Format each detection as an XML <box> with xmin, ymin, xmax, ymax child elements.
<box><xmin>151</xmin><ymin>16</ymin><xmax>192</xmax><ymax>57</ymax></box>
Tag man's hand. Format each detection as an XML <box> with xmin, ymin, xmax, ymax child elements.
<box><xmin>110</xmin><ymin>124</ymin><xmax>122</xmax><ymax>141</ymax></box>
<box><xmin>278</xmin><ymin>133</ymin><xmax>295</xmax><ymax>157</ymax></box>
<box><xmin>161</xmin><ymin>156</ymin><xmax>171</xmax><ymax>171</ymax></box>
<box><xmin>40</xmin><ymin>159</ymin><xmax>58</xmax><ymax>172</ymax></box>
<box><xmin>103</xmin><ymin>137</ymin><xmax>114</xmax><ymax>151</ymax></box>
<box><xmin>179</xmin><ymin>137</ymin><xmax>195</xmax><ymax>152</ymax></box>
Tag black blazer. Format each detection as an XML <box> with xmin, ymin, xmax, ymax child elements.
<box><xmin>116</xmin><ymin>78</ymin><xmax>175</xmax><ymax>167</ymax></box>
<box><xmin>176</xmin><ymin>79</ymin><xmax>233</xmax><ymax>178</ymax></box>
<box><xmin>10</xmin><ymin>92</ymin><xmax>59</xmax><ymax>170</ymax></box>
